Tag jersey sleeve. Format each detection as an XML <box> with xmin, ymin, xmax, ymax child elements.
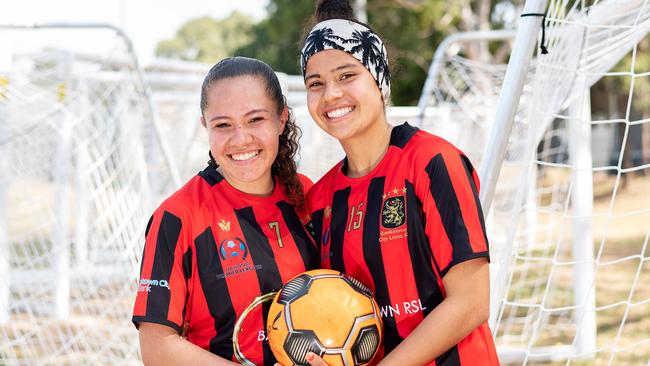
<box><xmin>416</xmin><ymin>147</ymin><xmax>489</xmax><ymax>277</ymax></box>
<box><xmin>132</xmin><ymin>204</ymin><xmax>192</xmax><ymax>333</ymax></box>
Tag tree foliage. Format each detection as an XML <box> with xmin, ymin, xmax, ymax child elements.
<box><xmin>236</xmin><ymin>0</ymin><xmax>316</xmax><ymax>75</ymax></box>
<box><xmin>156</xmin><ymin>12</ymin><xmax>254</xmax><ymax>63</ymax></box>
<box><xmin>159</xmin><ymin>1</ymin><xmax>520</xmax><ymax>105</ymax></box>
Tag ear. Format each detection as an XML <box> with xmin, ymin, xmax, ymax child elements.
<box><xmin>279</xmin><ymin>105</ymin><xmax>289</xmax><ymax>134</ymax></box>
<box><xmin>200</xmin><ymin>116</ymin><xmax>207</xmax><ymax>129</ymax></box>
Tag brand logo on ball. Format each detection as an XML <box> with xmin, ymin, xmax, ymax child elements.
<box><xmin>219</xmin><ymin>238</ymin><xmax>248</xmax><ymax>261</ymax></box>
<box><xmin>381</xmin><ymin>196</ymin><xmax>405</xmax><ymax>228</ymax></box>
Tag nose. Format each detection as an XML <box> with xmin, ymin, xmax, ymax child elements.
<box><xmin>323</xmin><ymin>82</ymin><xmax>343</xmax><ymax>103</ymax></box>
<box><xmin>230</xmin><ymin>125</ymin><xmax>253</xmax><ymax>146</ymax></box>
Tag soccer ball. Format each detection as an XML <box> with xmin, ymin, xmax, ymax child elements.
<box><xmin>267</xmin><ymin>269</ymin><xmax>383</xmax><ymax>366</ymax></box>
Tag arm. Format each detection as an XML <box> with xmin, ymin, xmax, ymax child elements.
<box><xmin>377</xmin><ymin>257</ymin><xmax>490</xmax><ymax>365</ymax></box>
<box><xmin>302</xmin><ymin>258</ymin><xmax>490</xmax><ymax>366</ymax></box>
<box><xmin>139</xmin><ymin>322</ymin><xmax>240</xmax><ymax>366</ymax></box>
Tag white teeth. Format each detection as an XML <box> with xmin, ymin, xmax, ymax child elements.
<box><xmin>326</xmin><ymin>106</ymin><xmax>353</xmax><ymax>119</ymax></box>
<box><xmin>230</xmin><ymin>151</ymin><xmax>259</xmax><ymax>161</ymax></box>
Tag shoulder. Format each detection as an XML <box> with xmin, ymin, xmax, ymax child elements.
<box><xmin>306</xmin><ymin>161</ymin><xmax>343</xmax><ymax>209</ymax></box>
<box><xmin>391</xmin><ymin>122</ymin><xmax>467</xmax><ymax>173</ymax></box>
<box><xmin>153</xmin><ymin>174</ymin><xmax>208</xmax><ymax>221</ymax></box>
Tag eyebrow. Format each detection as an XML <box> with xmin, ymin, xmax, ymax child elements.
<box><xmin>209</xmin><ymin>108</ymin><xmax>269</xmax><ymax>122</ymax></box>
<box><xmin>305</xmin><ymin>63</ymin><xmax>359</xmax><ymax>81</ymax></box>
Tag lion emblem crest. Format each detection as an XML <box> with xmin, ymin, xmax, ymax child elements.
<box><xmin>381</xmin><ymin>196</ymin><xmax>405</xmax><ymax>228</ymax></box>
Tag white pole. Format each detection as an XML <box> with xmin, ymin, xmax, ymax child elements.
<box><xmin>354</xmin><ymin>0</ymin><xmax>367</xmax><ymax>23</ymax></box>
<box><xmin>53</xmin><ymin>52</ymin><xmax>72</xmax><ymax>319</ymax></box>
<box><xmin>478</xmin><ymin>0</ymin><xmax>548</xmax><ymax>213</ymax></box>
<box><xmin>568</xmin><ymin>90</ymin><xmax>597</xmax><ymax>357</ymax></box>
<box><xmin>0</xmin><ymin>75</ymin><xmax>9</xmax><ymax>324</ymax></box>
<box><xmin>73</xmin><ymin>80</ymin><xmax>90</xmax><ymax>268</ymax></box>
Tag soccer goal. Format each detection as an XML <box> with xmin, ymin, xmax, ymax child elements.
<box><xmin>417</xmin><ymin>0</ymin><xmax>650</xmax><ymax>364</ymax></box>
<box><xmin>0</xmin><ymin>24</ymin><xmax>180</xmax><ymax>364</ymax></box>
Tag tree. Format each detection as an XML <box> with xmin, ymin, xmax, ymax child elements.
<box><xmin>236</xmin><ymin>0</ymin><xmax>520</xmax><ymax>105</ymax></box>
<box><xmin>156</xmin><ymin>12</ymin><xmax>254</xmax><ymax>63</ymax></box>
<box><xmin>236</xmin><ymin>0</ymin><xmax>316</xmax><ymax>75</ymax></box>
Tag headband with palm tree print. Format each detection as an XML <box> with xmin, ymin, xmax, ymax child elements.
<box><xmin>301</xmin><ymin>19</ymin><xmax>391</xmax><ymax>103</ymax></box>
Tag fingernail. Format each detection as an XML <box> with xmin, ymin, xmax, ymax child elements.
<box><xmin>306</xmin><ymin>352</ymin><xmax>314</xmax><ymax>361</ymax></box>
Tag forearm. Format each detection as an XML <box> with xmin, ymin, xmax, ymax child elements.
<box><xmin>139</xmin><ymin>322</ymin><xmax>239</xmax><ymax>366</ymax></box>
<box><xmin>377</xmin><ymin>295</ymin><xmax>487</xmax><ymax>365</ymax></box>
<box><xmin>378</xmin><ymin>259</ymin><xmax>490</xmax><ymax>366</ymax></box>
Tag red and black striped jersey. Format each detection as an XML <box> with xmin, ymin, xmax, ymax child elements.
<box><xmin>307</xmin><ymin>122</ymin><xmax>499</xmax><ymax>366</ymax></box>
<box><xmin>133</xmin><ymin>166</ymin><xmax>319</xmax><ymax>366</ymax></box>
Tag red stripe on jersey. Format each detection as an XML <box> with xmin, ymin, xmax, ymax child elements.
<box><xmin>442</xmin><ymin>151</ymin><xmax>487</xmax><ymax>254</ymax></box>
<box><xmin>167</xmin><ymin>247</ymin><xmax>188</xmax><ymax>328</ymax></box>
<box><xmin>420</xmin><ymin>187</ymin><xmax>456</xmax><ymax>276</ymax></box>
<box><xmin>133</xmin><ymin>211</ymin><xmax>161</xmax><ymax>319</ymax></box>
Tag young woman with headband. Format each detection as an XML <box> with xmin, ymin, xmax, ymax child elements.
<box><xmin>298</xmin><ymin>1</ymin><xmax>499</xmax><ymax>365</ymax></box>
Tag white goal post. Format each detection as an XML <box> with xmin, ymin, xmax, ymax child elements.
<box><xmin>0</xmin><ymin>23</ymin><xmax>180</xmax><ymax>365</ymax></box>
<box><xmin>416</xmin><ymin>0</ymin><xmax>650</xmax><ymax>364</ymax></box>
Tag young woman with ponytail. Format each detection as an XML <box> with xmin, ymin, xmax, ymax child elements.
<box><xmin>299</xmin><ymin>1</ymin><xmax>500</xmax><ymax>365</ymax></box>
<box><xmin>133</xmin><ymin>56</ymin><xmax>319</xmax><ymax>366</ymax></box>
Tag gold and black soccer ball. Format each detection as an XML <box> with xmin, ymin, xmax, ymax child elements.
<box><xmin>267</xmin><ymin>269</ymin><xmax>383</xmax><ymax>366</ymax></box>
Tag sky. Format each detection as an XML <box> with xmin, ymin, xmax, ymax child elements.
<box><xmin>0</xmin><ymin>0</ymin><xmax>270</xmax><ymax>64</ymax></box>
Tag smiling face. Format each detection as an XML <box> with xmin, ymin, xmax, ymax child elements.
<box><xmin>304</xmin><ymin>49</ymin><xmax>385</xmax><ymax>143</ymax></box>
<box><xmin>201</xmin><ymin>75</ymin><xmax>287</xmax><ymax>195</ymax></box>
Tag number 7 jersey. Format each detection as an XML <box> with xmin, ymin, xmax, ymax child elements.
<box><xmin>133</xmin><ymin>166</ymin><xmax>319</xmax><ymax>366</ymax></box>
<box><xmin>307</xmin><ymin>122</ymin><xmax>499</xmax><ymax>365</ymax></box>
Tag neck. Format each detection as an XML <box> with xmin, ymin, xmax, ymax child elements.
<box><xmin>341</xmin><ymin>119</ymin><xmax>392</xmax><ymax>178</ymax></box>
<box><xmin>217</xmin><ymin>167</ymin><xmax>275</xmax><ymax>196</ymax></box>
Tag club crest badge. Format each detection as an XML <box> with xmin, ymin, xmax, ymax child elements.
<box><xmin>381</xmin><ymin>196</ymin><xmax>405</xmax><ymax>229</ymax></box>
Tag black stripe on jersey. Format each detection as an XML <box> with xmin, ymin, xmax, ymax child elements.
<box><xmin>405</xmin><ymin>180</ymin><xmax>444</xmax><ymax>317</ymax></box>
<box><xmin>198</xmin><ymin>165</ymin><xmax>225</xmax><ymax>186</ymax></box>
<box><xmin>182</xmin><ymin>247</ymin><xmax>193</xmax><ymax>280</ymax></box>
<box><xmin>146</xmin><ymin>211</ymin><xmax>182</xmax><ymax>323</ymax></box>
<box><xmin>310</xmin><ymin>208</ymin><xmax>324</xmax><ymax>247</ymax></box>
<box><xmin>461</xmin><ymin>155</ymin><xmax>489</xmax><ymax>248</ymax></box>
<box><xmin>195</xmin><ymin>227</ymin><xmax>236</xmax><ymax>359</ymax></box>
<box><xmin>425</xmin><ymin>154</ymin><xmax>474</xmax><ymax>277</ymax></box>
<box><xmin>363</xmin><ymin>177</ymin><xmax>402</xmax><ymax>352</ymax></box>
<box><xmin>330</xmin><ymin>186</ymin><xmax>351</xmax><ymax>273</ymax></box>
<box><xmin>437</xmin><ymin>345</ymin><xmax>461</xmax><ymax>366</ymax></box>
<box><xmin>389</xmin><ymin>122</ymin><xmax>418</xmax><ymax>149</ymax></box>
<box><xmin>182</xmin><ymin>247</ymin><xmax>193</xmax><ymax>326</ymax></box>
<box><xmin>277</xmin><ymin>201</ymin><xmax>319</xmax><ymax>270</ymax></box>
<box><xmin>140</xmin><ymin>215</ymin><xmax>155</xmax><ymax>277</ymax></box>
<box><xmin>145</xmin><ymin>214</ymin><xmax>154</xmax><ymax>237</ymax></box>
<box><xmin>235</xmin><ymin>207</ymin><xmax>282</xmax><ymax>364</ymax></box>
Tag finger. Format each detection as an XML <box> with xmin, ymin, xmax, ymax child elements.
<box><xmin>306</xmin><ymin>352</ymin><xmax>329</xmax><ymax>366</ymax></box>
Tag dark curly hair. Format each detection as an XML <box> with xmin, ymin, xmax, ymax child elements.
<box><xmin>200</xmin><ymin>56</ymin><xmax>305</xmax><ymax>209</ymax></box>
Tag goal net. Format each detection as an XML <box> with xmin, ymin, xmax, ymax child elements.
<box><xmin>0</xmin><ymin>25</ymin><xmax>164</xmax><ymax>364</ymax></box>
<box><xmin>418</xmin><ymin>0</ymin><xmax>650</xmax><ymax>364</ymax></box>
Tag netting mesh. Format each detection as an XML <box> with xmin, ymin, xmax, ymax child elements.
<box><xmin>1</xmin><ymin>1</ymin><xmax>649</xmax><ymax>364</ymax></box>
<box><xmin>0</xmin><ymin>27</ymin><xmax>153</xmax><ymax>364</ymax></box>
<box><xmin>417</xmin><ymin>0</ymin><xmax>649</xmax><ymax>364</ymax></box>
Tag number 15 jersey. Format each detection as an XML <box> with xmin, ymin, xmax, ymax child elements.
<box><xmin>307</xmin><ymin>122</ymin><xmax>499</xmax><ymax>366</ymax></box>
